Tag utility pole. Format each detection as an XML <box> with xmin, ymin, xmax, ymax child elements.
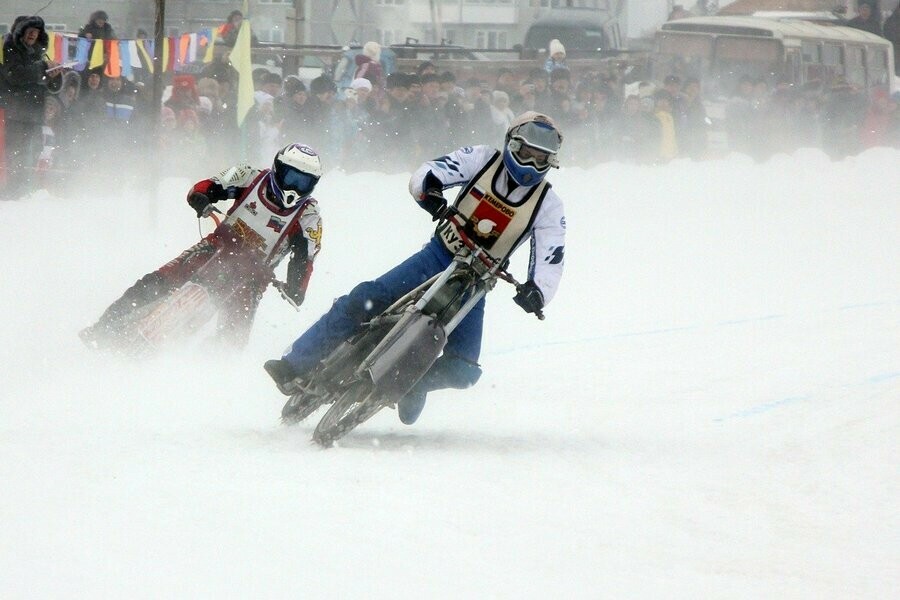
<box><xmin>150</xmin><ymin>0</ymin><xmax>166</xmax><ymax>225</ymax></box>
<box><xmin>291</xmin><ymin>0</ymin><xmax>306</xmax><ymax>45</ymax></box>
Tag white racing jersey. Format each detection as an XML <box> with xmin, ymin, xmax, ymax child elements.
<box><xmin>209</xmin><ymin>164</ymin><xmax>322</xmax><ymax>269</ymax></box>
<box><xmin>410</xmin><ymin>145</ymin><xmax>566</xmax><ymax>305</ymax></box>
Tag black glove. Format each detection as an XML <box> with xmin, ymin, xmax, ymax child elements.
<box><xmin>188</xmin><ymin>192</ymin><xmax>214</xmax><ymax>218</ymax></box>
<box><xmin>513</xmin><ymin>281</ymin><xmax>544</xmax><ymax>315</ymax></box>
<box><xmin>420</xmin><ymin>189</ymin><xmax>449</xmax><ymax>221</ymax></box>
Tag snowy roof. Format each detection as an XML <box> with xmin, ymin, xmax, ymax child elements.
<box><xmin>717</xmin><ymin>0</ymin><xmax>844</xmax><ymax>15</ymax></box>
<box><xmin>660</xmin><ymin>16</ymin><xmax>892</xmax><ymax>45</ymax></box>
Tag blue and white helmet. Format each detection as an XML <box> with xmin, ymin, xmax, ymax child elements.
<box><xmin>269</xmin><ymin>143</ymin><xmax>323</xmax><ymax>208</ymax></box>
<box><xmin>502</xmin><ymin>112</ymin><xmax>563</xmax><ymax>187</ymax></box>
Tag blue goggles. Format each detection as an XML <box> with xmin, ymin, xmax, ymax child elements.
<box><xmin>274</xmin><ymin>163</ymin><xmax>319</xmax><ymax>196</ymax></box>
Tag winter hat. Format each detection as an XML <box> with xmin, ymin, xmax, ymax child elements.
<box><xmin>492</xmin><ymin>90</ymin><xmax>510</xmax><ymax>105</ymax></box>
<box><xmin>284</xmin><ymin>76</ymin><xmax>306</xmax><ymax>96</ymax></box>
<box><xmin>350</xmin><ymin>78</ymin><xmax>373</xmax><ymax>91</ymax></box>
<box><xmin>310</xmin><ymin>74</ymin><xmax>337</xmax><ymax>95</ymax></box>
<box><xmin>197</xmin><ymin>96</ymin><xmax>213</xmax><ymax>115</ymax></box>
<box><xmin>549</xmin><ymin>39</ymin><xmax>566</xmax><ymax>58</ymax></box>
<box><xmin>386</xmin><ymin>72</ymin><xmax>408</xmax><ymax>90</ymax></box>
<box><xmin>363</xmin><ymin>41</ymin><xmax>381</xmax><ymax>61</ymax></box>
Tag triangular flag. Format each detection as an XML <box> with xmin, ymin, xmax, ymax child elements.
<box><xmin>161</xmin><ymin>37</ymin><xmax>170</xmax><ymax>72</ymax></box>
<box><xmin>104</xmin><ymin>40</ymin><xmax>121</xmax><ymax>77</ymax></box>
<box><xmin>128</xmin><ymin>40</ymin><xmax>141</xmax><ymax>68</ymax></box>
<box><xmin>74</xmin><ymin>37</ymin><xmax>90</xmax><ymax>70</ymax></box>
<box><xmin>46</xmin><ymin>32</ymin><xmax>57</xmax><ymax>63</ymax></box>
<box><xmin>88</xmin><ymin>39</ymin><xmax>104</xmax><ymax>69</ymax></box>
<box><xmin>188</xmin><ymin>33</ymin><xmax>198</xmax><ymax>64</ymax></box>
<box><xmin>136</xmin><ymin>39</ymin><xmax>154</xmax><ymax>73</ymax></box>
<box><xmin>120</xmin><ymin>40</ymin><xmax>132</xmax><ymax>78</ymax></box>
<box><xmin>202</xmin><ymin>29</ymin><xmax>216</xmax><ymax>63</ymax></box>
<box><xmin>180</xmin><ymin>34</ymin><xmax>191</xmax><ymax>65</ymax></box>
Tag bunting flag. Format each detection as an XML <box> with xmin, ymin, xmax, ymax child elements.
<box><xmin>180</xmin><ymin>34</ymin><xmax>191</xmax><ymax>66</ymax></box>
<box><xmin>50</xmin><ymin>29</ymin><xmax>218</xmax><ymax>75</ymax></box>
<box><xmin>104</xmin><ymin>41</ymin><xmax>121</xmax><ymax>77</ymax></box>
<box><xmin>188</xmin><ymin>33</ymin><xmax>198</xmax><ymax>64</ymax></box>
<box><xmin>46</xmin><ymin>33</ymin><xmax>57</xmax><ymax>63</ymax></box>
<box><xmin>202</xmin><ymin>29</ymin><xmax>216</xmax><ymax>63</ymax></box>
<box><xmin>228</xmin><ymin>19</ymin><xmax>254</xmax><ymax>126</ymax></box>
<box><xmin>74</xmin><ymin>37</ymin><xmax>90</xmax><ymax>69</ymax></box>
<box><xmin>136</xmin><ymin>39</ymin><xmax>154</xmax><ymax>74</ymax></box>
<box><xmin>119</xmin><ymin>40</ymin><xmax>132</xmax><ymax>78</ymax></box>
<box><xmin>88</xmin><ymin>39</ymin><xmax>104</xmax><ymax>69</ymax></box>
<box><xmin>128</xmin><ymin>40</ymin><xmax>141</xmax><ymax>69</ymax></box>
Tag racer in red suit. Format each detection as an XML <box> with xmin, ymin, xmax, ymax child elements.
<box><xmin>81</xmin><ymin>143</ymin><xmax>325</xmax><ymax>349</ymax></box>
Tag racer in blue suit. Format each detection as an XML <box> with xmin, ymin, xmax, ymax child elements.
<box><xmin>266</xmin><ymin>112</ymin><xmax>567</xmax><ymax>424</ymax></box>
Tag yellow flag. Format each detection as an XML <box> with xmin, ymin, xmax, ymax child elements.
<box><xmin>203</xmin><ymin>32</ymin><xmax>216</xmax><ymax>63</ymax></box>
<box><xmin>89</xmin><ymin>39</ymin><xmax>104</xmax><ymax>69</ymax></box>
<box><xmin>46</xmin><ymin>33</ymin><xmax>56</xmax><ymax>62</ymax></box>
<box><xmin>228</xmin><ymin>20</ymin><xmax>254</xmax><ymax>126</ymax></box>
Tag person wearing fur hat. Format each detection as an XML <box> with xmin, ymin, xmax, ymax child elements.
<box><xmin>1</xmin><ymin>15</ymin><xmax>62</xmax><ymax>198</ymax></box>
<box><xmin>544</xmin><ymin>39</ymin><xmax>568</xmax><ymax>74</ymax></box>
<box><xmin>79</xmin><ymin>10</ymin><xmax>117</xmax><ymax>40</ymax></box>
<box><xmin>354</xmin><ymin>41</ymin><xmax>385</xmax><ymax>92</ymax></box>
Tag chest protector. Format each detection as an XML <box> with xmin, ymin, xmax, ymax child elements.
<box><xmin>221</xmin><ymin>171</ymin><xmax>307</xmax><ymax>267</ymax></box>
<box><xmin>438</xmin><ymin>151</ymin><xmax>550</xmax><ymax>262</ymax></box>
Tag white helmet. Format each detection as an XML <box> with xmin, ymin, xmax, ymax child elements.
<box><xmin>502</xmin><ymin>112</ymin><xmax>562</xmax><ymax>186</ymax></box>
<box><xmin>270</xmin><ymin>143</ymin><xmax>323</xmax><ymax>208</ymax></box>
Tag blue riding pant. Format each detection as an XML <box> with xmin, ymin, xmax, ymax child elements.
<box><xmin>283</xmin><ymin>237</ymin><xmax>485</xmax><ymax>375</ymax></box>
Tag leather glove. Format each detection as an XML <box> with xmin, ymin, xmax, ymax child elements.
<box><xmin>420</xmin><ymin>189</ymin><xmax>449</xmax><ymax>221</ymax></box>
<box><xmin>513</xmin><ymin>281</ymin><xmax>544</xmax><ymax>315</ymax></box>
<box><xmin>188</xmin><ymin>192</ymin><xmax>215</xmax><ymax>218</ymax></box>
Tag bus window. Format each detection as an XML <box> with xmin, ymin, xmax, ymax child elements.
<box><xmin>821</xmin><ymin>43</ymin><xmax>844</xmax><ymax>83</ymax></box>
<box><xmin>846</xmin><ymin>46</ymin><xmax>865</xmax><ymax>88</ymax></box>
<box><xmin>710</xmin><ymin>37</ymin><xmax>780</xmax><ymax>97</ymax></box>
<box><xmin>652</xmin><ymin>33</ymin><xmax>713</xmax><ymax>82</ymax></box>
<box><xmin>801</xmin><ymin>41</ymin><xmax>820</xmax><ymax>63</ymax></box>
<box><xmin>866</xmin><ymin>48</ymin><xmax>889</xmax><ymax>88</ymax></box>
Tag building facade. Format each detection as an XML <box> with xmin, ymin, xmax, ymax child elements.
<box><xmin>2</xmin><ymin>1</ymin><xmax>621</xmax><ymax>48</ymax></box>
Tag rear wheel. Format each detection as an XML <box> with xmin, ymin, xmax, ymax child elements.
<box><xmin>312</xmin><ymin>379</ymin><xmax>386</xmax><ymax>447</ymax></box>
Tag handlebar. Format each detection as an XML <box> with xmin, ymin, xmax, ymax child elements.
<box><xmin>442</xmin><ymin>208</ymin><xmax>545</xmax><ymax>321</ymax></box>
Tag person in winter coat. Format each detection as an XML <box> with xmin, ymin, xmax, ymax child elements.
<box><xmin>544</xmin><ymin>39</ymin><xmax>568</xmax><ymax>74</ymax></box>
<box><xmin>80</xmin><ymin>144</ymin><xmax>326</xmax><ymax>350</ymax></box>
<box><xmin>265</xmin><ymin>112</ymin><xmax>566</xmax><ymax>426</ymax></box>
<box><xmin>0</xmin><ymin>15</ymin><xmax>62</xmax><ymax>198</ymax></box>
<box><xmin>79</xmin><ymin>10</ymin><xmax>116</xmax><ymax>40</ymax></box>
<box><xmin>845</xmin><ymin>2</ymin><xmax>883</xmax><ymax>37</ymax></box>
<box><xmin>218</xmin><ymin>10</ymin><xmax>259</xmax><ymax>47</ymax></box>
<box><xmin>884</xmin><ymin>6</ymin><xmax>900</xmax><ymax>75</ymax></box>
<box><xmin>354</xmin><ymin>41</ymin><xmax>385</xmax><ymax>93</ymax></box>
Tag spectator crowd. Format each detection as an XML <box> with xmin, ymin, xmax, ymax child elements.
<box><xmin>2</xmin><ymin>8</ymin><xmax>900</xmax><ymax>200</ymax></box>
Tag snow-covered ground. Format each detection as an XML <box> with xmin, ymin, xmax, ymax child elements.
<box><xmin>1</xmin><ymin>149</ymin><xmax>898</xmax><ymax>598</ymax></box>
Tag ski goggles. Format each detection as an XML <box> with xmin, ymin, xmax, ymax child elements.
<box><xmin>508</xmin><ymin>122</ymin><xmax>561</xmax><ymax>169</ymax></box>
<box><xmin>274</xmin><ymin>163</ymin><xmax>319</xmax><ymax>197</ymax></box>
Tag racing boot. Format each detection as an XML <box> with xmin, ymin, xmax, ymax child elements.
<box><xmin>397</xmin><ymin>354</ymin><xmax>482</xmax><ymax>425</ymax></box>
<box><xmin>264</xmin><ymin>358</ymin><xmax>305</xmax><ymax>395</ymax></box>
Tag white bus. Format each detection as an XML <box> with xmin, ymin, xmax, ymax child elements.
<box><xmin>652</xmin><ymin>16</ymin><xmax>896</xmax><ymax>98</ymax></box>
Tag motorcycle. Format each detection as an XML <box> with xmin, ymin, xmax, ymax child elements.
<box><xmin>281</xmin><ymin>209</ymin><xmax>544</xmax><ymax>447</ymax></box>
<box><xmin>82</xmin><ymin>213</ymin><xmax>299</xmax><ymax>356</ymax></box>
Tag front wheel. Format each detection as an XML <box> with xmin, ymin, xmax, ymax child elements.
<box><xmin>312</xmin><ymin>379</ymin><xmax>386</xmax><ymax>447</ymax></box>
<box><xmin>281</xmin><ymin>390</ymin><xmax>329</xmax><ymax>425</ymax></box>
